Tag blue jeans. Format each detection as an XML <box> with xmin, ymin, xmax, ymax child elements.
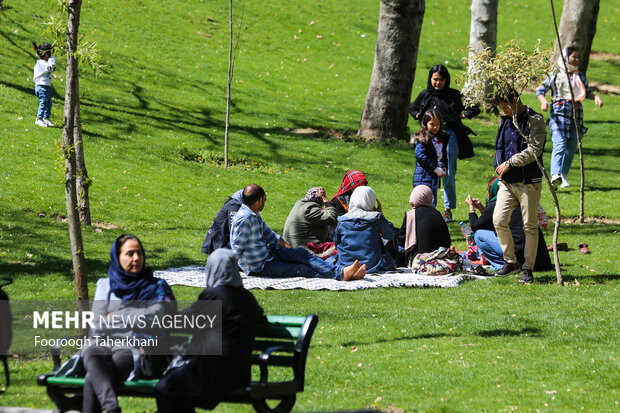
<box><xmin>473</xmin><ymin>229</ymin><xmax>504</xmax><ymax>270</ymax></box>
<box><xmin>35</xmin><ymin>85</ymin><xmax>52</xmax><ymax>119</ymax></box>
<box><xmin>442</xmin><ymin>129</ymin><xmax>458</xmax><ymax>209</ymax></box>
<box><xmin>254</xmin><ymin>247</ymin><xmax>344</xmax><ymax>280</ymax></box>
<box><xmin>550</xmin><ymin>123</ymin><xmax>578</xmax><ymax>176</ymax></box>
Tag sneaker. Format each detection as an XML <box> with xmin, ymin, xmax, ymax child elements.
<box><xmin>35</xmin><ymin>118</ymin><xmax>47</xmax><ymax>127</ymax></box>
<box><xmin>471</xmin><ymin>264</ymin><xmax>490</xmax><ymax>277</ymax></box>
<box><xmin>43</xmin><ymin>119</ymin><xmax>54</xmax><ymax>127</ymax></box>
<box><xmin>519</xmin><ymin>269</ymin><xmax>534</xmax><ymax>284</ymax></box>
<box><xmin>560</xmin><ymin>175</ymin><xmax>570</xmax><ymax>188</ymax></box>
<box><xmin>442</xmin><ymin>209</ymin><xmax>453</xmax><ymax>223</ymax></box>
<box><xmin>551</xmin><ymin>174</ymin><xmax>562</xmax><ymax>190</ymax></box>
<box><xmin>496</xmin><ymin>262</ymin><xmax>520</xmax><ymax>277</ymax></box>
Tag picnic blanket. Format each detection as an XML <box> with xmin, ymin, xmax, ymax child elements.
<box><xmin>154</xmin><ymin>265</ymin><xmax>487</xmax><ymax>291</ymax></box>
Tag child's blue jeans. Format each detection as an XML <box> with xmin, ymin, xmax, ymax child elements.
<box><xmin>35</xmin><ymin>85</ymin><xmax>52</xmax><ymax>119</ymax></box>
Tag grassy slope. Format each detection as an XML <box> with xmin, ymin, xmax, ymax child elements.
<box><xmin>0</xmin><ymin>0</ymin><xmax>619</xmax><ymax>411</ymax></box>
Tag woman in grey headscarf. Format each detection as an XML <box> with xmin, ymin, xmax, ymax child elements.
<box><xmin>333</xmin><ymin>186</ymin><xmax>397</xmax><ymax>273</ymax></box>
<box><xmin>156</xmin><ymin>249</ymin><xmax>264</xmax><ymax>412</ymax></box>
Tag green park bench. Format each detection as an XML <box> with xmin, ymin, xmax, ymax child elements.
<box><xmin>37</xmin><ymin>314</ymin><xmax>319</xmax><ymax>413</ymax></box>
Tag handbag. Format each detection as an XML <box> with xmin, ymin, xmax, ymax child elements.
<box><xmin>410</xmin><ymin>247</ymin><xmax>462</xmax><ymax>275</ymax></box>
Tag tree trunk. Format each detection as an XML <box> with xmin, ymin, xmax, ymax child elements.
<box><xmin>64</xmin><ymin>0</ymin><xmax>89</xmax><ymax>309</ymax></box>
<box><xmin>555</xmin><ymin>0</ymin><xmax>600</xmax><ymax>74</ymax></box>
<box><xmin>224</xmin><ymin>0</ymin><xmax>233</xmax><ymax>168</ymax></box>
<box><xmin>74</xmin><ymin>97</ymin><xmax>91</xmax><ymax>225</ymax></box>
<box><xmin>358</xmin><ymin>0</ymin><xmax>425</xmax><ymax>141</ymax></box>
<box><xmin>467</xmin><ymin>0</ymin><xmax>497</xmax><ymax>108</ymax></box>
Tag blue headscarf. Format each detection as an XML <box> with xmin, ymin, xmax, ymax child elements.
<box><xmin>108</xmin><ymin>235</ymin><xmax>161</xmax><ymax>301</ymax></box>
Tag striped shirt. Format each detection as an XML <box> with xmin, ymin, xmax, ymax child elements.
<box><xmin>230</xmin><ymin>204</ymin><xmax>280</xmax><ymax>274</ymax></box>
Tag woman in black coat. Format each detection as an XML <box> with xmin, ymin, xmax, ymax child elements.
<box><xmin>409</xmin><ymin>64</ymin><xmax>480</xmax><ymax>223</ymax></box>
<box><xmin>155</xmin><ymin>249</ymin><xmax>264</xmax><ymax>412</ymax></box>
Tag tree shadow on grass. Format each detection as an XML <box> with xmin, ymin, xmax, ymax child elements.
<box><xmin>338</xmin><ymin>332</ymin><xmax>459</xmax><ymax>348</ymax></box>
<box><xmin>476</xmin><ymin>327</ymin><xmax>542</xmax><ymax>337</ymax></box>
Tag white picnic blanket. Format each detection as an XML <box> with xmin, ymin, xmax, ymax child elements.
<box><xmin>154</xmin><ymin>265</ymin><xmax>487</xmax><ymax>291</ymax></box>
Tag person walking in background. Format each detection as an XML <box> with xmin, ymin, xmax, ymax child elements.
<box><xmin>492</xmin><ymin>91</ymin><xmax>546</xmax><ymax>284</ymax></box>
<box><xmin>410</xmin><ymin>64</ymin><xmax>480</xmax><ymax>223</ymax></box>
<box><xmin>32</xmin><ymin>42</ymin><xmax>56</xmax><ymax>127</ymax></box>
<box><xmin>536</xmin><ymin>46</ymin><xmax>603</xmax><ymax>189</ymax></box>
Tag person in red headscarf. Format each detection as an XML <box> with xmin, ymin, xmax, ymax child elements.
<box><xmin>330</xmin><ymin>170</ymin><xmax>368</xmax><ymax>217</ymax></box>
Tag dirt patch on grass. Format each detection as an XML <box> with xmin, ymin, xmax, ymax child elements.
<box><xmin>286</xmin><ymin>127</ymin><xmax>356</xmax><ymax>140</ymax></box>
<box><xmin>590</xmin><ymin>50</ymin><xmax>620</xmax><ymax>61</ymax></box>
<box><xmin>546</xmin><ymin>216</ymin><xmax>620</xmax><ymax>225</ymax></box>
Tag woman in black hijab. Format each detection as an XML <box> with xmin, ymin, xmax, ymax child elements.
<box><xmin>155</xmin><ymin>249</ymin><xmax>264</xmax><ymax>412</ymax></box>
<box><xmin>409</xmin><ymin>64</ymin><xmax>481</xmax><ymax>223</ymax></box>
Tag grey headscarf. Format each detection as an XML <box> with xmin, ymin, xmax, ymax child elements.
<box><xmin>205</xmin><ymin>248</ymin><xmax>243</xmax><ymax>289</ymax></box>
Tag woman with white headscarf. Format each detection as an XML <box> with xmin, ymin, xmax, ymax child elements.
<box><xmin>333</xmin><ymin>186</ymin><xmax>396</xmax><ymax>273</ymax></box>
<box><xmin>156</xmin><ymin>249</ymin><xmax>264</xmax><ymax>412</ymax></box>
<box><xmin>397</xmin><ymin>186</ymin><xmax>451</xmax><ymax>266</ymax></box>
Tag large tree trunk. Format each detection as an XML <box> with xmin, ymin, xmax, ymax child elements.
<box><xmin>467</xmin><ymin>0</ymin><xmax>497</xmax><ymax>107</ymax></box>
<box><xmin>555</xmin><ymin>0</ymin><xmax>600</xmax><ymax>74</ymax></box>
<box><xmin>63</xmin><ymin>0</ymin><xmax>89</xmax><ymax>309</ymax></box>
<box><xmin>358</xmin><ymin>0</ymin><xmax>425</xmax><ymax>141</ymax></box>
<box><xmin>74</xmin><ymin>97</ymin><xmax>91</xmax><ymax>225</ymax></box>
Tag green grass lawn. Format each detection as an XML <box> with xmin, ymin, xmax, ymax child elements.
<box><xmin>1</xmin><ymin>0</ymin><xmax>619</xmax><ymax>411</ymax></box>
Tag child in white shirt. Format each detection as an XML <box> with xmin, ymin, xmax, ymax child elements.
<box><xmin>32</xmin><ymin>42</ymin><xmax>56</xmax><ymax>127</ymax></box>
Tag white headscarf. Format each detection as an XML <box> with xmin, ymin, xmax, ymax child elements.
<box><xmin>345</xmin><ymin>186</ymin><xmax>380</xmax><ymax>219</ymax></box>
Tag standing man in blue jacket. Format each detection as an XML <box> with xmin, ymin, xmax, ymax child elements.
<box><xmin>492</xmin><ymin>91</ymin><xmax>546</xmax><ymax>284</ymax></box>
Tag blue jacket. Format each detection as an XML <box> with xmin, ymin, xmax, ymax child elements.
<box><xmin>334</xmin><ymin>213</ymin><xmax>396</xmax><ymax>273</ymax></box>
<box><xmin>413</xmin><ymin>133</ymin><xmax>448</xmax><ymax>191</ymax></box>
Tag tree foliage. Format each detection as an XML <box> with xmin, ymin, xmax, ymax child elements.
<box><xmin>461</xmin><ymin>39</ymin><xmax>554</xmax><ymax>108</ymax></box>
<box><xmin>44</xmin><ymin>0</ymin><xmax>105</xmax><ymax>76</ymax></box>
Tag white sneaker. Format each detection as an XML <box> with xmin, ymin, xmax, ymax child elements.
<box><xmin>551</xmin><ymin>174</ymin><xmax>562</xmax><ymax>190</ymax></box>
<box><xmin>560</xmin><ymin>175</ymin><xmax>570</xmax><ymax>188</ymax></box>
<box><xmin>35</xmin><ymin>118</ymin><xmax>47</xmax><ymax>127</ymax></box>
<box><xmin>43</xmin><ymin>119</ymin><xmax>54</xmax><ymax>127</ymax></box>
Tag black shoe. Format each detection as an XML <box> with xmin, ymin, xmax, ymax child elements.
<box><xmin>519</xmin><ymin>269</ymin><xmax>534</xmax><ymax>284</ymax></box>
<box><xmin>496</xmin><ymin>262</ymin><xmax>520</xmax><ymax>277</ymax></box>
<box><xmin>471</xmin><ymin>264</ymin><xmax>490</xmax><ymax>277</ymax></box>
<box><xmin>442</xmin><ymin>209</ymin><xmax>453</xmax><ymax>223</ymax></box>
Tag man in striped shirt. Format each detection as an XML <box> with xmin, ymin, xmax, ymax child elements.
<box><xmin>230</xmin><ymin>184</ymin><xmax>365</xmax><ymax>281</ymax></box>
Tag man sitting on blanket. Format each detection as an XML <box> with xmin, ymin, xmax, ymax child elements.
<box><xmin>231</xmin><ymin>184</ymin><xmax>366</xmax><ymax>281</ymax></box>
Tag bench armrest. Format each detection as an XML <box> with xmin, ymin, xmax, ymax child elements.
<box><xmin>257</xmin><ymin>346</ymin><xmax>292</xmax><ymax>385</ymax></box>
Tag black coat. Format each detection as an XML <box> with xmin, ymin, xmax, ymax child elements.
<box><xmin>155</xmin><ymin>286</ymin><xmax>264</xmax><ymax>410</ymax></box>
<box><xmin>409</xmin><ymin>70</ymin><xmax>480</xmax><ymax>159</ymax></box>
<box><xmin>201</xmin><ymin>198</ymin><xmax>242</xmax><ymax>254</ymax></box>
<box><xmin>397</xmin><ymin>205</ymin><xmax>452</xmax><ymax>265</ymax></box>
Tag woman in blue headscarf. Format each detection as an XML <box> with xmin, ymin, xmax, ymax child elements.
<box><xmin>156</xmin><ymin>248</ymin><xmax>264</xmax><ymax>412</ymax></box>
<box><xmin>83</xmin><ymin>234</ymin><xmax>175</xmax><ymax>413</ymax></box>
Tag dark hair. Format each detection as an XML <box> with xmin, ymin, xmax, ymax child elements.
<box><xmin>430</xmin><ymin>64</ymin><xmax>450</xmax><ymax>80</ymax></box>
<box><xmin>116</xmin><ymin>234</ymin><xmax>144</xmax><ymax>257</ymax></box>
<box><xmin>492</xmin><ymin>89</ymin><xmax>520</xmax><ymax>105</ymax></box>
<box><xmin>36</xmin><ymin>42</ymin><xmax>54</xmax><ymax>58</ymax></box>
<box><xmin>412</xmin><ymin>109</ymin><xmax>441</xmax><ymax>144</ymax></box>
<box><xmin>487</xmin><ymin>176</ymin><xmax>500</xmax><ymax>194</ymax></box>
<box><xmin>242</xmin><ymin>184</ymin><xmax>265</xmax><ymax>206</ymax></box>
<box><xmin>565</xmin><ymin>46</ymin><xmax>578</xmax><ymax>59</ymax></box>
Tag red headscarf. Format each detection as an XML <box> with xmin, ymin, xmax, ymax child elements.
<box><xmin>332</xmin><ymin>170</ymin><xmax>368</xmax><ymax>198</ymax></box>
